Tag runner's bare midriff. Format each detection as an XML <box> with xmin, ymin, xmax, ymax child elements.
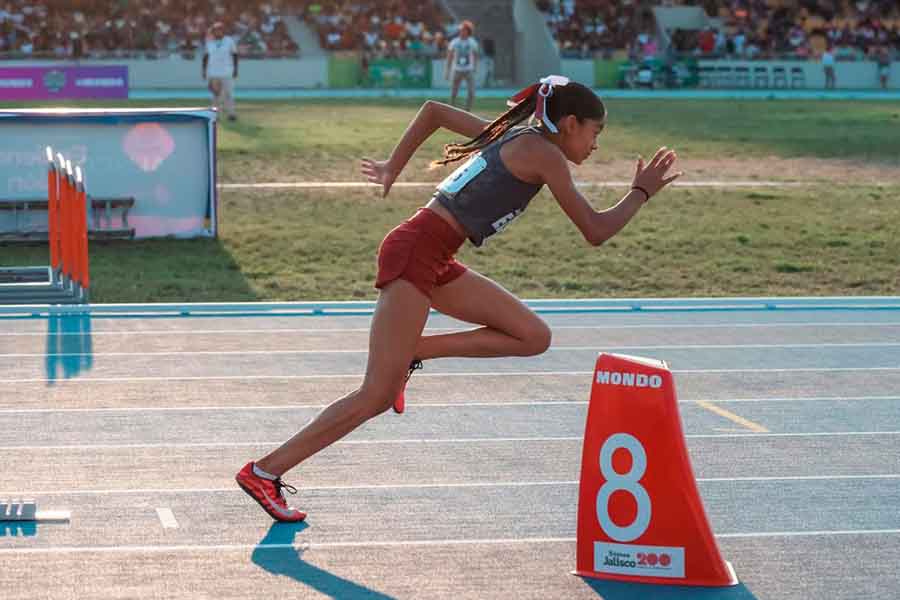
<box><xmin>425</xmin><ymin>197</ymin><xmax>468</xmax><ymax>238</ymax></box>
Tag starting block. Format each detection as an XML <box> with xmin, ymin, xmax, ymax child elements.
<box><xmin>0</xmin><ymin>500</ymin><xmax>70</xmax><ymax>523</ymax></box>
<box><xmin>574</xmin><ymin>353</ymin><xmax>738</xmax><ymax>587</ymax></box>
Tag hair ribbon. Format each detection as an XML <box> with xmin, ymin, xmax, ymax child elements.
<box><xmin>507</xmin><ymin>75</ymin><xmax>570</xmax><ymax>133</ymax></box>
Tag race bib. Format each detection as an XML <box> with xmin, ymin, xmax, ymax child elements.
<box><xmin>438</xmin><ymin>154</ymin><xmax>486</xmax><ymax>195</ymax></box>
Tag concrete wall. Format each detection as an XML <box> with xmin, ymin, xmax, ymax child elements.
<box><xmin>697</xmin><ymin>59</ymin><xmax>900</xmax><ymax>89</ymax></box>
<box><xmin>443</xmin><ymin>0</ymin><xmax>517</xmax><ymax>85</ymax></box>
<box><xmin>1</xmin><ymin>57</ymin><xmax>329</xmax><ymax>89</ymax></box>
<box><xmin>652</xmin><ymin>6</ymin><xmax>708</xmax><ymax>31</ymax></box>
<box><xmin>430</xmin><ymin>59</ymin><xmax>491</xmax><ymax>88</ymax></box>
<box><xmin>562</xmin><ymin>58</ymin><xmax>900</xmax><ymax>90</ymax></box>
<box><xmin>561</xmin><ymin>59</ymin><xmax>597</xmax><ymax>87</ymax></box>
<box><xmin>513</xmin><ymin>0</ymin><xmax>561</xmax><ymax>85</ymax></box>
<box><xmin>6</xmin><ymin>56</ymin><xmax>897</xmax><ymax>91</ymax></box>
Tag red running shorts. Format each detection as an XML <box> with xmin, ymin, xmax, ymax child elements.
<box><xmin>375</xmin><ymin>207</ymin><xmax>468</xmax><ymax>300</ymax></box>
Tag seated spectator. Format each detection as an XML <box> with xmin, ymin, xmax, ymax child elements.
<box><xmin>732</xmin><ymin>27</ymin><xmax>747</xmax><ymax>57</ymax></box>
<box><xmin>639</xmin><ymin>32</ymin><xmax>658</xmax><ymax>59</ymax></box>
<box><xmin>697</xmin><ymin>27</ymin><xmax>716</xmax><ymax>54</ymax></box>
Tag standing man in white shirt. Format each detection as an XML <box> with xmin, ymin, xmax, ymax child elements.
<box><xmin>822</xmin><ymin>45</ymin><xmax>836</xmax><ymax>90</ymax></box>
<box><xmin>202</xmin><ymin>22</ymin><xmax>239</xmax><ymax>121</ymax></box>
<box><xmin>445</xmin><ymin>20</ymin><xmax>478</xmax><ymax>111</ymax></box>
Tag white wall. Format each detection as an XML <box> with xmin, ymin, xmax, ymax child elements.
<box><xmin>430</xmin><ymin>59</ymin><xmax>491</xmax><ymax>88</ymax></box>
<box><xmin>561</xmin><ymin>59</ymin><xmax>596</xmax><ymax>87</ymax></box>
<box><xmin>560</xmin><ymin>58</ymin><xmax>900</xmax><ymax>90</ymax></box>
<box><xmin>697</xmin><ymin>59</ymin><xmax>898</xmax><ymax>89</ymax></box>
<box><xmin>2</xmin><ymin>57</ymin><xmax>329</xmax><ymax>89</ymax></box>
<box><xmin>5</xmin><ymin>56</ymin><xmax>897</xmax><ymax>90</ymax></box>
<box><xmin>513</xmin><ymin>0</ymin><xmax>561</xmax><ymax>85</ymax></box>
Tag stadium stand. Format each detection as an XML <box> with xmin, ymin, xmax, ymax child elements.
<box><xmin>0</xmin><ymin>0</ymin><xmax>300</xmax><ymax>59</ymax></box>
<box><xmin>1</xmin><ymin>0</ymin><xmax>895</xmax><ymax>90</ymax></box>
<box><xmin>293</xmin><ymin>0</ymin><xmax>452</xmax><ymax>57</ymax></box>
<box><xmin>537</xmin><ymin>0</ymin><xmax>899</xmax><ymax>61</ymax></box>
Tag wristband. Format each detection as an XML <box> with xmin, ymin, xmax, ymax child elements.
<box><xmin>631</xmin><ymin>185</ymin><xmax>650</xmax><ymax>203</ymax></box>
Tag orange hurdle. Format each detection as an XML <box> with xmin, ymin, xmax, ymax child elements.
<box><xmin>45</xmin><ymin>148</ymin><xmax>90</xmax><ymax>303</ymax></box>
<box><xmin>75</xmin><ymin>165</ymin><xmax>89</xmax><ymax>295</ymax></box>
<box><xmin>45</xmin><ymin>147</ymin><xmax>60</xmax><ymax>277</ymax></box>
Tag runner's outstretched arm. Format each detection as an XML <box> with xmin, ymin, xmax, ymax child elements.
<box><xmin>361</xmin><ymin>101</ymin><xmax>489</xmax><ymax>196</ymax></box>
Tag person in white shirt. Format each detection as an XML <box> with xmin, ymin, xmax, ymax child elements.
<box><xmin>822</xmin><ymin>46</ymin><xmax>836</xmax><ymax>89</ymax></box>
<box><xmin>445</xmin><ymin>20</ymin><xmax>479</xmax><ymax>111</ymax></box>
<box><xmin>732</xmin><ymin>29</ymin><xmax>746</xmax><ymax>58</ymax></box>
<box><xmin>202</xmin><ymin>22</ymin><xmax>239</xmax><ymax>121</ymax></box>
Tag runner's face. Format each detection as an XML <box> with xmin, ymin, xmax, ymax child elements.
<box><xmin>561</xmin><ymin>117</ymin><xmax>603</xmax><ymax>165</ymax></box>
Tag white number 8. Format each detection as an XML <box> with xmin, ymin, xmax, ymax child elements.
<box><xmin>596</xmin><ymin>433</ymin><xmax>652</xmax><ymax>542</ymax></box>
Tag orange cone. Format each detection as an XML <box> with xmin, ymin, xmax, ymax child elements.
<box><xmin>574</xmin><ymin>353</ymin><xmax>738</xmax><ymax>586</ymax></box>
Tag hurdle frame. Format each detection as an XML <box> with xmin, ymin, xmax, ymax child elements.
<box><xmin>0</xmin><ymin>146</ymin><xmax>89</xmax><ymax>305</ymax></box>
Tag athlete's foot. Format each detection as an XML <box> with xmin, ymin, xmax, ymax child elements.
<box><xmin>394</xmin><ymin>359</ymin><xmax>423</xmax><ymax>414</ymax></box>
<box><xmin>235</xmin><ymin>462</ymin><xmax>306</xmax><ymax>522</ymax></box>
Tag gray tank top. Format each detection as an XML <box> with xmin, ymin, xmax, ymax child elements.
<box><xmin>434</xmin><ymin>126</ymin><xmax>544</xmax><ymax>247</ymax></box>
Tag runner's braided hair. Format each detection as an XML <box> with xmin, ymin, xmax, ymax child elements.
<box><xmin>431</xmin><ymin>81</ymin><xmax>605</xmax><ymax>168</ymax></box>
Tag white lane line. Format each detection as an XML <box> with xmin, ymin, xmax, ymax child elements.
<box><xmin>1</xmin><ymin>530</ymin><xmax>899</xmax><ymax>555</ymax></box>
<box><xmin>687</xmin><ymin>431</ymin><xmax>900</xmax><ymax>439</ymax></box>
<box><xmin>1</xmin><ymin>372</ymin><xmax>594</xmax><ymax>384</ymax></box>
<box><xmin>155</xmin><ymin>508</ymin><xmax>179</xmax><ymax>529</ymax></box>
<box><xmin>6</xmin><ymin>474</ymin><xmax>899</xmax><ymax>498</ymax></box>
<box><xmin>702</xmin><ymin>395</ymin><xmax>900</xmax><ymax>404</ymax></box>
<box><xmin>699</xmin><ymin>474</ymin><xmax>900</xmax><ymax>482</ymax></box>
<box><xmin>4</xmin><ymin>366</ymin><xmax>900</xmax><ymax>384</ymax></box>
<box><xmin>218</xmin><ymin>180</ymin><xmax>804</xmax><ymax>190</ymax></box>
<box><xmin>5</xmin><ymin>341</ymin><xmax>900</xmax><ymax>359</ymax></box>
<box><xmin>716</xmin><ymin>529</ymin><xmax>900</xmax><ymax>539</ymax></box>
<box><xmin>3</xmin><ymin>322</ymin><xmax>899</xmax><ymax>337</ymax></box>
<box><xmin>0</xmin><ymin>538</ymin><xmax>580</xmax><ymax>555</ymax></box>
<box><xmin>11</xmin><ymin>481</ymin><xmax>580</xmax><ymax>496</ymax></box>
<box><xmin>0</xmin><ymin>431</ymin><xmax>898</xmax><ymax>451</ymax></box>
<box><xmin>1</xmin><ymin>396</ymin><xmax>897</xmax><ymax>414</ymax></box>
<box><xmin>0</xmin><ymin>437</ymin><xmax>584</xmax><ymax>451</ymax></box>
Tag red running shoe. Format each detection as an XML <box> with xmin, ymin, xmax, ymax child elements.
<box><xmin>235</xmin><ymin>462</ymin><xmax>306</xmax><ymax>522</ymax></box>
<box><xmin>394</xmin><ymin>359</ymin><xmax>423</xmax><ymax>414</ymax></box>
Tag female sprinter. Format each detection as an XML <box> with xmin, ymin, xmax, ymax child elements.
<box><xmin>236</xmin><ymin>76</ymin><xmax>682</xmax><ymax>521</ymax></box>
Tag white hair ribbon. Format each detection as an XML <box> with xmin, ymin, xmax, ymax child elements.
<box><xmin>507</xmin><ymin>75</ymin><xmax>570</xmax><ymax>133</ymax></box>
<box><xmin>534</xmin><ymin>75</ymin><xmax>569</xmax><ymax>133</ymax></box>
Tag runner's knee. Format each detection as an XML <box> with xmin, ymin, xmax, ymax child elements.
<box><xmin>518</xmin><ymin>318</ymin><xmax>552</xmax><ymax>356</ymax></box>
<box><xmin>358</xmin><ymin>379</ymin><xmax>404</xmax><ymax>416</ymax></box>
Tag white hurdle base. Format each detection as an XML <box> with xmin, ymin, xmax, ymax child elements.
<box><xmin>0</xmin><ymin>500</ymin><xmax>70</xmax><ymax>523</ymax></box>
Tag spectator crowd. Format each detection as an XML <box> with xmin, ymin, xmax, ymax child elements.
<box><xmin>295</xmin><ymin>1</ymin><xmax>455</xmax><ymax>60</ymax></box>
<box><xmin>0</xmin><ymin>0</ymin><xmax>299</xmax><ymax>59</ymax></box>
<box><xmin>537</xmin><ymin>0</ymin><xmax>899</xmax><ymax>62</ymax></box>
<box><xmin>2</xmin><ymin>0</ymin><xmax>896</xmax><ymax>65</ymax></box>
<box><xmin>0</xmin><ymin>0</ymin><xmax>459</xmax><ymax>61</ymax></box>
<box><xmin>669</xmin><ymin>0</ymin><xmax>899</xmax><ymax>61</ymax></box>
<box><xmin>536</xmin><ymin>0</ymin><xmax>653</xmax><ymax>59</ymax></box>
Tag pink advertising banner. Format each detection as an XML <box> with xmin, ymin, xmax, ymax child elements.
<box><xmin>0</xmin><ymin>65</ymin><xmax>128</xmax><ymax>100</ymax></box>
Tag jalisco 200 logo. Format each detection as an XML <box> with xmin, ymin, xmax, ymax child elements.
<box><xmin>603</xmin><ymin>549</ymin><xmax>673</xmax><ymax>569</ymax></box>
<box><xmin>43</xmin><ymin>70</ymin><xmax>67</xmax><ymax>93</ymax></box>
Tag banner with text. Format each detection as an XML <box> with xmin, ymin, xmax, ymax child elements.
<box><xmin>367</xmin><ymin>59</ymin><xmax>431</xmax><ymax>88</ymax></box>
<box><xmin>0</xmin><ymin>65</ymin><xmax>128</xmax><ymax>100</ymax></box>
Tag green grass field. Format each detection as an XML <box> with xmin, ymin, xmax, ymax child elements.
<box><xmin>2</xmin><ymin>98</ymin><xmax>898</xmax><ymax>302</ymax></box>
